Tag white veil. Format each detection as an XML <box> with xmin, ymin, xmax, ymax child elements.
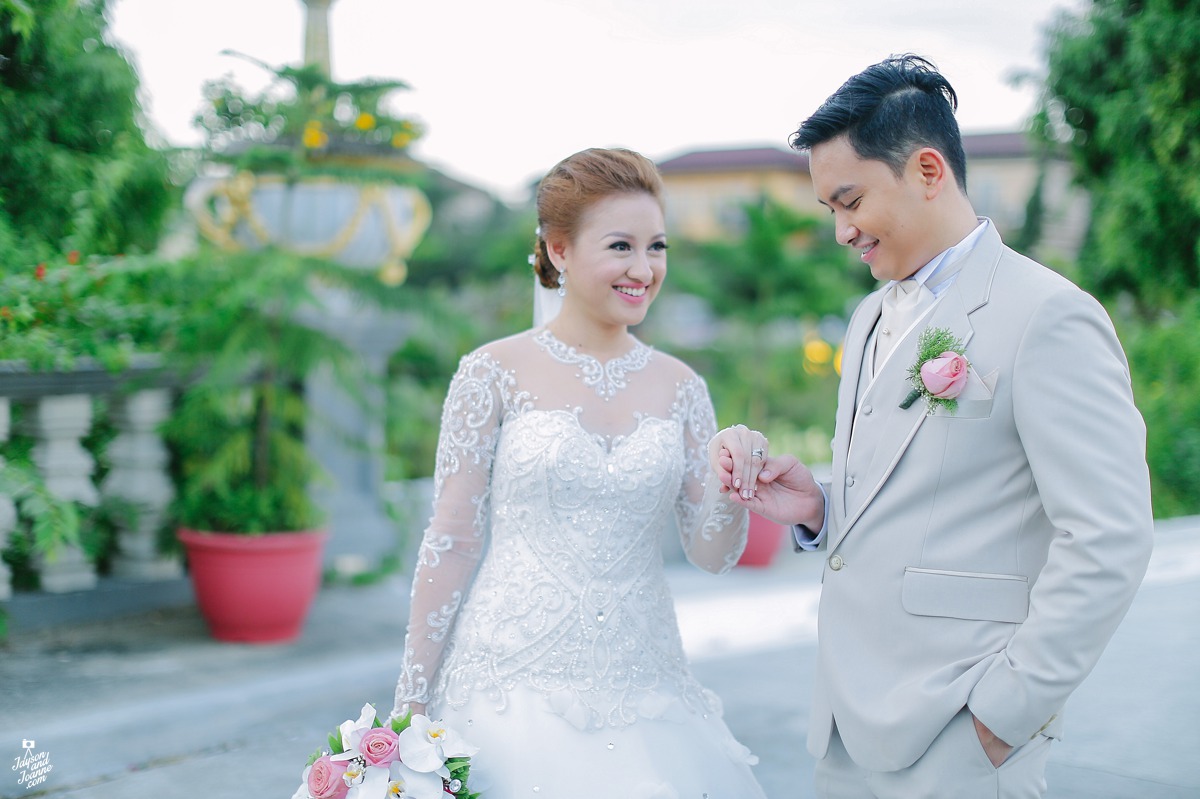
<box><xmin>532</xmin><ymin>275</ymin><xmax>562</xmax><ymax>327</ymax></box>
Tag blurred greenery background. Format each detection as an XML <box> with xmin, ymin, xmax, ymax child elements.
<box><xmin>1</xmin><ymin>0</ymin><xmax>1198</xmax><ymax>591</ymax></box>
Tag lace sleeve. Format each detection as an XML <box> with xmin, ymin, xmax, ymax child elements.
<box><xmin>391</xmin><ymin>350</ymin><xmax>508</xmax><ymax>716</ymax></box>
<box><xmin>673</xmin><ymin>377</ymin><xmax>749</xmax><ymax>575</ymax></box>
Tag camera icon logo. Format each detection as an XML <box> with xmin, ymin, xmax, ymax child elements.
<box><xmin>21</xmin><ymin>740</ymin><xmax>35</xmax><ymax>750</ymax></box>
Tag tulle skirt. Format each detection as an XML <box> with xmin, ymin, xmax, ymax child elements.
<box><xmin>432</xmin><ymin>684</ymin><xmax>767</xmax><ymax>799</ymax></box>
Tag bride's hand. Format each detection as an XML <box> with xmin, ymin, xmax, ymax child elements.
<box><xmin>708</xmin><ymin>424</ymin><xmax>769</xmax><ymax>500</ymax></box>
<box><xmin>728</xmin><ymin>453</ymin><xmax>825</xmax><ymax>530</ymax></box>
<box><xmin>390</xmin><ymin>702</ymin><xmax>426</xmax><ymax>722</ymax></box>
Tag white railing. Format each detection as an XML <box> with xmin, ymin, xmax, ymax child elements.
<box><xmin>0</xmin><ymin>356</ymin><xmax>180</xmax><ymax>599</ymax></box>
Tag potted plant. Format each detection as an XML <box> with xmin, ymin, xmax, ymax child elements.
<box><xmin>738</xmin><ymin>512</ymin><xmax>787</xmax><ymax>567</ymax></box>
<box><xmin>165</xmin><ymin>49</ymin><xmax>431</xmax><ymax>642</ymax></box>
<box><xmin>163</xmin><ymin>247</ymin><xmax>407</xmax><ymax>643</ymax></box>
<box><xmin>186</xmin><ymin>52</ymin><xmax>431</xmax><ymax>287</ymax></box>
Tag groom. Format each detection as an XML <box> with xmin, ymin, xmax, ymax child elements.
<box><xmin>722</xmin><ymin>55</ymin><xmax>1154</xmax><ymax>797</ymax></box>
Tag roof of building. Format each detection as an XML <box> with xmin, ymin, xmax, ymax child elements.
<box><xmin>657</xmin><ymin>132</ymin><xmax>1034</xmax><ymax>176</ymax></box>
<box><xmin>657</xmin><ymin>146</ymin><xmax>810</xmax><ymax>175</ymax></box>
<box><xmin>960</xmin><ymin>131</ymin><xmax>1031</xmax><ymax>159</ymax></box>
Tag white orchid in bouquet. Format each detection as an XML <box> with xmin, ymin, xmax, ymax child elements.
<box><xmin>293</xmin><ymin>704</ymin><xmax>479</xmax><ymax>799</ymax></box>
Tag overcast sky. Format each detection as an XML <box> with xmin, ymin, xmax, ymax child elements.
<box><xmin>107</xmin><ymin>0</ymin><xmax>1084</xmax><ymax>201</ymax></box>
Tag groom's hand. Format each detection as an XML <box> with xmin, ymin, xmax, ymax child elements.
<box><xmin>722</xmin><ymin>451</ymin><xmax>825</xmax><ymax>531</ymax></box>
<box><xmin>972</xmin><ymin>714</ymin><xmax>1014</xmax><ymax>767</ymax></box>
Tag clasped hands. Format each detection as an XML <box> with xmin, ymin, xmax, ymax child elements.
<box><xmin>707</xmin><ymin>424</ymin><xmax>825</xmax><ymax>532</ymax></box>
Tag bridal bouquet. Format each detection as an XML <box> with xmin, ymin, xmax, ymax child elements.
<box><xmin>292</xmin><ymin>704</ymin><xmax>479</xmax><ymax>799</ymax></box>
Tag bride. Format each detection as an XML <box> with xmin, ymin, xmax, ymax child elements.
<box><xmin>391</xmin><ymin>148</ymin><xmax>770</xmax><ymax>798</ymax></box>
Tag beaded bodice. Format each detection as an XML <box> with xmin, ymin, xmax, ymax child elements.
<box><xmin>393</xmin><ymin>329</ymin><xmax>748</xmax><ymax>730</ymax></box>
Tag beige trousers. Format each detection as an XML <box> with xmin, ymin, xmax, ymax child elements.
<box><xmin>815</xmin><ymin>708</ymin><xmax>1053</xmax><ymax>799</ymax></box>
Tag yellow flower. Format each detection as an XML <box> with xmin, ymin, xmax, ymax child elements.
<box><xmin>803</xmin><ymin>337</ymin><xmax>834</xmax><ymax>376</ymax></box>
<box><xmin>354</xmin><ymin>112</ymin><xmax>376</xmax><ymax>130</ymax></box>
<box><xmin>391</xmin><ymin>132</ymin><xmax>413</xmax><ymax>148</ymax></box>
<box><xmin>302</xmin><ymin>123</ymin><xmax>329</xmax><ymax>149</ymax></box>
<box><xmin>804</xmin><ymin>337</ymin><xmax>833</xmax><ymax>365</ymax></box>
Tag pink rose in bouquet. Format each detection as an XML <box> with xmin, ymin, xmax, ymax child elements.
<box><xmin>359</xmin><ymin>726</ymin><xmax>401</xmax><ymax>766</ymax></box>
<box><xmin>305</xmin><ymin>755</ymin><xmax>350</xmax><ymax>799</ymax></box>
<box><xmin>920</xmin><ymin>352</ymin><xmax>969</xmax><ymax>399</ymax></box>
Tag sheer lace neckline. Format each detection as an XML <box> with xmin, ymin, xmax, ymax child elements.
<box><xmin>534</xmin><ymin>328</ymin><xmax>653</xmax><ymax>401</ymax></box>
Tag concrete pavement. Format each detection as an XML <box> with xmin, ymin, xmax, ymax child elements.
<box><xmin>1</xmin><ymin>518</ymin><xmax>1197</xmax><ymax>798</ymax></box>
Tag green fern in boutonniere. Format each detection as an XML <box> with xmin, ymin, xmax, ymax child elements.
<box><xmin>900</xmin><ymin>327</ymin><xmax>970</xmax><ymax>414</ymax></box>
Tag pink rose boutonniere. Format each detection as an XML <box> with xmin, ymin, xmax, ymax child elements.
<box><xmin>900</xmin><ymin>327</ymin><xmax>971</xmax><ymax>415</ymax></box>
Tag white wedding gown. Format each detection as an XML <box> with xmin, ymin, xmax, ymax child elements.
<box><xmin>393</xmin><ymin>328</ymin><xmax>767</xmax><ymax>799</ymax></box>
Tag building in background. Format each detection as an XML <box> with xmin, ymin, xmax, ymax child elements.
<box><xmin>656</xmin><ymin>132</ymin><xmax>1088</xmax><ymax>263</ymax></box>
<box><xmin>656</xmin><ymin>146</ymin><xmax>814</xmax><ymax>241</ymax></box>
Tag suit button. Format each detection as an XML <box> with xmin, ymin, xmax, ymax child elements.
<box><xmin>828</xmin><ymin>554</ymin><xmax>844</xmax><ymax>571</ymax></box>
<box><xmin>862</xmin><ymin>405</ymin><xmax>873</xmax><ymax>415</ymax></box>
<box><xmin>845</xmin><ymin>475</ymin><xmax>855</xmax><ymax>487</ymax></box>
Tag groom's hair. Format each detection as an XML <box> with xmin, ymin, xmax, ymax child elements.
<box><xmin>790</xmin><ymin>54</ymin><xmax>968</xmax><ymax>192</ymax></box>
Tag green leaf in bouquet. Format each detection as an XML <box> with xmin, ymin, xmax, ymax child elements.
<box><xmin>305</xmin><ymin>748</ymin><xmax>325</xmax><ymax>767</ymax></box>
<box><xmin>327</xmin><ymin>731</ymin><xmax>343</xmax><ymax>755</ymax></box>
<box><xmin>390</xmin><ymin>710</ymin><xmax>413</xmax><ymax>733</ymax></box>
<box><xmin>445</xmin><ymin>759</ymin><xmax>473</xmax><ymax>798</ymax></box>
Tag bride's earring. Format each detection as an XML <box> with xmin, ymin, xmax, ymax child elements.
<box><xmin>557</xmin><ymin>271</ymin><xmax>567</xmax><ymax>298</ymax></box>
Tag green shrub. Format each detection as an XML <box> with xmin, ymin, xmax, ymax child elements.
<box><xmin>0</xmin><ymin>0</ymin><xmax>175</xmax><ymax>262</ymax></box>
<box><xmin>160</xmin><ymin>247</ymin><xmax>415</xmax><ymax>534</ymax></box>
<box><xmin>0</xmin><ymin>254</ymin><xmax>178</xmax><ymax>369</ymax></box>
<box><xmin>1116</xmin><ymin>299</ymin><xmax>1200</xmax><ymax>517</ymax></box>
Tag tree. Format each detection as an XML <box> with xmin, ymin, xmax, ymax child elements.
<box><xmin>1116</xmin><ymin>297</ymin><xmax>1200</xmax><ymax>516</ymax></box>
<box><xmin>667</xmin><ymin>195</ymin><xmax>873</xmax><ymax>323</ymax></box>
<box><xmin>0</xmin><ymin>0</ymin><xmax>174</xmax><ymax>265</ymax></box>
<box><xmin>1035</xmin><ymin>1</ymin><xmax>1200</xmax><ymax>515</ymax></box>
<box><xmin>1034</xmin><ymin>0</ymin><xmax>1200</xmax><ymax>315</ymax></box>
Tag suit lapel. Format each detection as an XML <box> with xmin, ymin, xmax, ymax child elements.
<box><xmin>831</xmin><ymin>291</ymin><xmax>883</xmax><ymax>522</ymax></box>
<box><xmin>832</xmin><ymin>223</ymin><xmax>1003</xmax><ymax>548</ymax></box>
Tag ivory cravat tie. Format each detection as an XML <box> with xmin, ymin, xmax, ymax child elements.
<box><xmin>874</xmin><ymin>278</ymin><xmax>935</xmax><ymax>374</ymax></box>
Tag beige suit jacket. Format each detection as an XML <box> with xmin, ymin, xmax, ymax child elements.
<box><xmin>806</xmin><ymin>223</ymin><xmax>1154</xmax><ymax>772</ymax></box>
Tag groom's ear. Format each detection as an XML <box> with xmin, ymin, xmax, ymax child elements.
<box><xmin>912</xmin><ymin>147</ymin><xmax>952</xmax><ymax>199</ymax></box>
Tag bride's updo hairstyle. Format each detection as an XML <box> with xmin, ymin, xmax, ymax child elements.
<box><xmin>531</xmin><ymin>148</ymin><xmax>665</xmax><ymax>290</ymax></box>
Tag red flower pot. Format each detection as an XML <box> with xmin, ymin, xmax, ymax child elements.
<box><xmin>737</xmin><ymin>512</ymin><xmax>785</xmax><ymax>567</ymax></box>
<box><xmin>177</xmin><ymin>528</ymin><xmax>328</xmax><ymax>643</ymax></box>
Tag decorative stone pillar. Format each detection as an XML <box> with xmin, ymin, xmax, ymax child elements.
<box><xmin>0</xmin><ymin>398</ymin><xmax>16</xmax><ymax>600</ymax></box>
<box><xmin>23</xmin><ymin>394</ymin><xmax>99</xmax><ymax>592</ymax></box>
<box><xmin>301</xmin><ymin>290</ymin><xmax>413</xmax><ymax>571</ymax></box>
<box><xmin>102</xmin><ymin>389</ymin><xmax>181</xmax><ymax>580</ymax></box>
<box><xmin>302</xmin><ymin>0</ymin><xmax>336</xmax><ymax>77</ymax></box>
